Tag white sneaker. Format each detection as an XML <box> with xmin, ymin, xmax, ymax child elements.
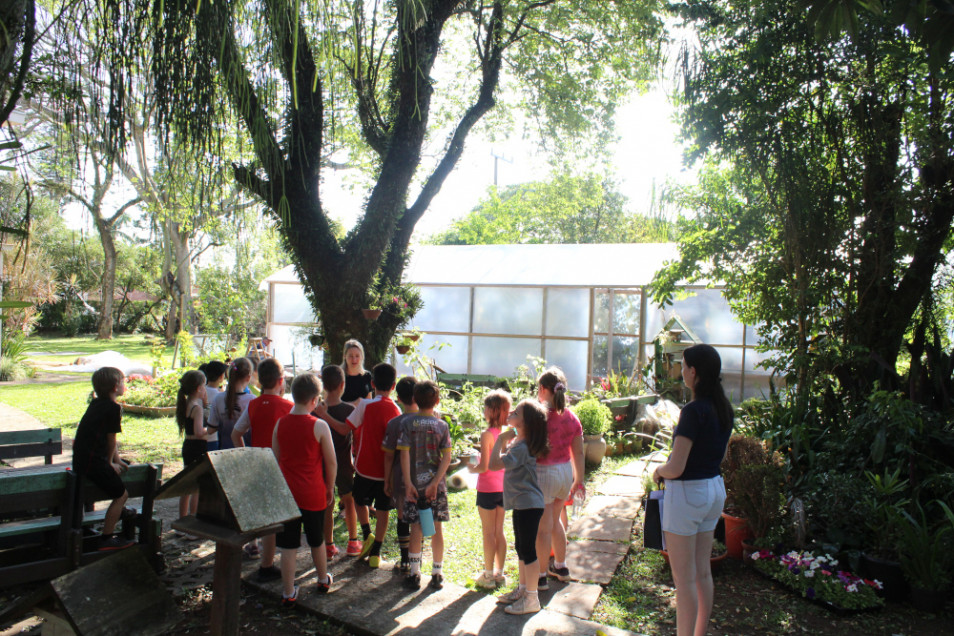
<box><xmin>475</xmin><ymin>572</ymin><xmax>497</xmax><ymax>589</ymax></box>
<box><xmin>496</xmin><ymin>586</ymin><xmax>526</xmax><ymax>605</ymax></box>
<box><xmin>505</xmin><ymin>594</ymin><xmax>541</xmax><ymax>615</ymax></box>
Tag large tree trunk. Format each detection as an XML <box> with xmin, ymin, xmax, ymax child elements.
<box><xmin>95</xmin><ymin>218</ymin><xmax>116</xmax><ymax>340</ymax></box>
<box><xmin>160</xmin><ymin>218</ymin><xmax>192</xmax><ymax>343</ymax></box>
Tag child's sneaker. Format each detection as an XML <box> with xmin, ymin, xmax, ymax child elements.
<box><xmin>326</xmin><ymin>544</ymin><xmax>339</xmax><ymax>559</ymax></box>
<box><xmin>429</xmin><ymin>573</ymin><xmax>444</xmax><ymax>590</ymax></box>
<box><xmin>548</xmin><ymin>564</ymin><xmax>571</xmax><ymax>582</ymax></box>
<box><xmin>537</xmin><ymin>575</ymin><xmax>549</xmax><ymax>591</ymax></box>
<box><xmin>404</xmin><ymin>573</ymin><xmax>421</xmax><ymax>589</ymax></box>
<box><xmin>255</xmin><ymin>565</ymin><xmax>282</xmax><ymax>582</ymax></box>
<box><xmin>475</xmin><ymin>572</ymin><xmax>497</xmax><ymax>589</ymax></box>
<box><xmin>281</xmin><ymin>585</ymin><xmax>299</xmax><ymax>608</ymax></box>
<box><xmin>400</xmin><ymin>560</ymin><xmax>411</xmax><ymax>574</ymax></box>
<box><xmin>346</xmin><ymin>539</ymin><xmax>363</xmax><ymax>556</ymax></box>
<box><xmin>243</xmin><ymin>541</ymin><xmax>261</xmax><ymax>559</ymax></box>
<box><xmin>504</xmin><ymin>594</ymin><xmax>541</xmax><ymax>615</ymax></box>
<box><xmin>98</xmin><ymin>535</ymin><xmax>135</xmax><ymax>551</ymax></box>
<box><xmin>496</xmin><ymin>586</ymin><xmax>525</xmax><ymax>605</ymax></box>
<box><xmin>494</xmin><ymin>573</ymin><xmax>508</xmax><ymax>588</ymax></box>
<box><xmin>316</xmin><ymin>573</ymin><xmax>334</xmax><ymax>594</ymax></box>
<box><xmin>357</xmin><ymin>536</ymin><xmax>375</xmax><ymax>560</ymax></box>
<box><xmin>368</xmin><ymin>555</ymin><xmax>383</xmax><ymax>569</ymax></box>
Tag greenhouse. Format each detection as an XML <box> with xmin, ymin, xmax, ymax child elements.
<box><xmin>261</xmin><ymin>243</ymin><xmax>773</xmax><ymax>400</ymax></box>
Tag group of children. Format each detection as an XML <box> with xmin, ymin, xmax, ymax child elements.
<box><xmin>74</xmin><ymin>339</ymin><xmax>572</xmax><ymax>616</ymax></box>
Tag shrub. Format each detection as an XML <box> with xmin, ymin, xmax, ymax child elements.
<box><xmin>573</xmin><ymin>398</ymin><xmax>612</xmax><ymax>436</ymax></box>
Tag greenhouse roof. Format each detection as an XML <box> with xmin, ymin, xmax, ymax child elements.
<box><xmin>262</xmin><ymin>243</ymin><xmax>687</xmax><ymax>288</ymax></box>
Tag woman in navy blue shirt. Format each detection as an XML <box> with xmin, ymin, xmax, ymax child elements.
<box><xmin>653</xmin><ymin>344</ymin><xmax>733</xmax><ymax>636</ymax></box>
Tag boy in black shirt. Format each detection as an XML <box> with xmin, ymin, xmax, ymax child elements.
<box><xmin>73</xmin><ymin>366</ymin><xmax>134</xmax><ymax>550</ymax></box>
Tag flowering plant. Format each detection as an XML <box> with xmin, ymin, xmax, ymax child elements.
<box><xmin>120</xmin><ymin>372</ymin><xmax>180</xmax><ymax>408</ymax></box>
<box><xmin>751</xmin><ymin>549</ymin><xmax>884</xmax><ymax>611</ymax></box>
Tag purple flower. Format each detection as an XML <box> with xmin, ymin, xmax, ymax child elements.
<box><xmin>806</xmin><ymin>588</ymin><xmax>815</xmax><ymax>600</ymax></box>
<box><xmin>790</xmin><ymin>566</ymin><xmax>801</xmax><ymax>574</ymax></box>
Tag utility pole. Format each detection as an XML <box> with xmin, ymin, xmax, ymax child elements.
<box><xmin>490</xmin><ymin>148</ymin><xmax>513</xmax><ymax>187</ymax></box>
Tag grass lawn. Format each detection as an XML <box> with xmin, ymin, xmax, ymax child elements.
<box><xmin>23</xmin><ymin>333</ymin><xmax>171</xmax><ymax>367</ymax></box>
<box><xmin>0</xmin><ymin>379</ymin><xmax>182</xmax><ymax>465</ymax></box>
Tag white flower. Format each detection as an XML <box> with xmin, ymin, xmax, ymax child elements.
<box><xmin>804</xmin><ymin>569</ymin><xmax>815</xmax><ymax>578</ymax></box>
<box><xmin>846</xmin><ymin>583</ymin><xmax>858</xmax><ymax>593</ymax></box>
<box><xmin>751</xmin><ymin>552</ymin><xmax>760</xmax><ymax>560</ymax></box>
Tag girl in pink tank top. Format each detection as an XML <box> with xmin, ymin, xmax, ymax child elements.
<box><xmin>468</xmin><ymin>389</ymin><xmax>511</xmax><ymax>589</ymax></box>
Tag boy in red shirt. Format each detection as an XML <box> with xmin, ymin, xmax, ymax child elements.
<box><xmin>272</xmin><ymin>373</ymin><xmax>337</xmax><ymax>607</ymax></box>
<box><xmin>347</xmin><ymin>363</ymin><xmax>401</xmax><ymax>568</ymax></box>
<box><xmin>231</xmin><ymin>358</ymin><xmax>293</xmax><ymax>580</ymax></box>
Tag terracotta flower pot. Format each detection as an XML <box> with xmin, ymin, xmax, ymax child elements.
<box><xmin>722</xmin><ymin>512</ymin><xmax>753</xmax><ymax>559</ymax></box>
<box><xmin>583</xmin><ymin>434</ymin><xmax>607</xmax><ymax>465</ymax></box>
<box><xmin>362</xmin><ymin>309</ymin><xmax>382</xmax><ymax>320</ymax></box>
<box><xmin>396</xmin><ymin>345</ymin><xmax>411</xmax><ymax>354</ymax></box>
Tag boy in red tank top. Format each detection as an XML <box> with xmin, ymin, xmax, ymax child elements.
<box><xmin>231</xmin><ymin>358</ymin><xmax>293</xmax><ymax>580</ymax></box>
<box><xmin>272</xmin><ymin>373</ymin><xmax>337</xmax><ymax>607</ymax></box>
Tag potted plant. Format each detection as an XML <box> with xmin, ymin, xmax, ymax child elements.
<box><xmin>720</xmin><ymin>434</ymin><xmax>767</xmax><ymax>558</ymax></box>
<box><xmin>732</xmin><ymin>459</ymin><xmax>786</xmax><ymax>549</ymax></box>
<box><xmin>859</xmin><ymin>468</ymin><xmax>910</xmax><ymax>602</ymax></box>
<box><xmin>572</xmin><ymin>398</ymin><xmax>612</xmax><ymax>465</ymax></box>
<box><xmin>894</xmin><ymin>500</ymin><xmax>953</xmax><ymax>612</ymax></box>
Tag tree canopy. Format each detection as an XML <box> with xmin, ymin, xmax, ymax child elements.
<box><xmin>428</xmin><ymin>174</ymin><xmax>675</xmax><ymax>245</ymax></box>
<box><xmin>654</xmin><ymin>0</ymin><xmax>954</xmax><ymax>400</ymax></box>
<box><xmin>130</xmin><ymin>0</ymin><xmax>664</xmax><ymax>362</ymax></box>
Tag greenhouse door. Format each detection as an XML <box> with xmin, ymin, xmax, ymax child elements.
<box><xmin>591</xmin><ymin>289</ymin><xmax>642</xmax><ymax>386</ymax></box>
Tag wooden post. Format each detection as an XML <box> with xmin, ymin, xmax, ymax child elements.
<box><xmin>210</xmin><ymin>542</ymin><xmax>244</xmax><ymax>636</ymax></box>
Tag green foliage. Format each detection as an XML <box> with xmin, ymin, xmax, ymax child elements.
<box><xmin>120</xmin><ymin>372</ymin><xmax>181</xmax><ymax>409</ymax></box>
<box><xmin>0</xmin><ymin>328</ymin><xmax>34</xmax><ymax>381</ymax></box>
<box><xmin>429</xmin><ymin>175</ymin><xmax>675</xmax><ymax>245</ymax></box>
<box><xmin>658</xmin><ymin>0</ymin><xmax>954</xmax><ymax>403</ymax></box>
<box><xmin>572</xmin><ymin>398</ymin><xmax>612</xmax><ymax>436</ymax></box>
<box><xmin>893</xmin><ymin>500</ymin><xmax>953</xmax><ymax>590</ymax></box>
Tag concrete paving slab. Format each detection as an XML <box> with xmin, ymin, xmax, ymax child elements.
<box><xmin>582</xmin><ymin>495</ymin><xmax>641</xmax><ymax>520</ymax></box>
<box><xmin>611</xmin><ymin>460</ymin><xmax>651</xmax><ymax>478</ymax></box>
<box><xmin>566</xmin><ymin>541</ymin><xmax>630</xmax><ymax>586</ymax></box>
<box><xmin>568</xmin><ymin>513</ymin><xmax>634</xmax><ymax>543</ymax></box>
<box><xmin>241</xmin><ymin>550</ymin><xmax>641</xmax><ymax>636</ymax></box>
<box><xmin>596</xmin><ymin>475</ymin><xmax>643</xmax><ymax>498</ymax></box>
<box><xmin>546</xmin><ymin>582</ymin><xmax>603</xmax><ymax>619</ymax></box>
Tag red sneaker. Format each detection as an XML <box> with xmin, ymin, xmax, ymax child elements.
<box><xmin>326</xmin><ymin>543</ymin><xmax>339</xmax><ymax>559</ymax></box>
<box><xmin>346</xmin><ymin>539</ymin><xmax>363</xmax><ymax>556</ymax></box>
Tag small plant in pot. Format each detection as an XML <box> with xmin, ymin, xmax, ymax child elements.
<box><xmin>858</xmin><ymin>468</ymin><xmax>910</xmax><ymax>602</ymax></box>
<box><xmin>721</xmin><ymin>434</ymin><xmax>772</xmax><ymax>558</ymax></box>
<box><xmin>893</xmin><ymin>500</ymin><xmax>953</xmax><ymax>613</ymax></box>
<box><xmin>572</xmin><ymin>398</ymin><xmax>612</xmax><ymax>465</ymax></box>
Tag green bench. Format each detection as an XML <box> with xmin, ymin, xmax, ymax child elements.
<box><xmin>0</xmin><ymin>429</ymin><xmax>63</xmax><ymax>466</ymax></box>
<box><xmin>0</xmin><ymin>463</ymin><xmax>164</xmax><ymax>587</ymax></box>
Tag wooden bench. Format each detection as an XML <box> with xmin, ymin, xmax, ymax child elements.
<box><xmin>0</xmin><ymin>463</ymin><xmax>164</xmax><ymax>587</ymax></box>
<box><xmin>0</xmin><ymin>429</ymin><xmax>63</xmax><ymax>466</ymax></box>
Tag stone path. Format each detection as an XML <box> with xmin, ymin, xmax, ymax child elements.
<box><xmin>234</xmin><ymin>455</ymin><xmax>665</xmax><ymax>636</ymax></box>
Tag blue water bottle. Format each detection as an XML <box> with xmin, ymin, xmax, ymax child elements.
<box><xmin>418</xmin><ymin>498</ymin><xmax>435</xmax><ymax>538</ymax></box>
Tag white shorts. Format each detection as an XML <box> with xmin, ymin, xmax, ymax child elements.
<box><xmin>536</xmin><ymin>462</ymin><xmax>573</xmax><ymax>503</ymax></box>
<box><xmin>662</xmin><ymin>476</ymin><xmax>726</xmax><ymax>536</ymax></box>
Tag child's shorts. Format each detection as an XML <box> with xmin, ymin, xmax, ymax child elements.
<box><xmin>276</xmin><ymin>508</ymin><xmax>326</xmax><ymax>549</ymax></box>
<box><xmin>77</xmin><ymin>458</ymin><xmax>126</xmax><ymax>500</ymax></box>
<box><xmin>536</xmin><ymin>461</ymin><xmax>573</xmax><ymax>502</ymax></box>
<box><xmin>334</xmin><ymin>447</ymin><xmax>355</xmax><ymax>497</ymax></box>
<box><xmin>662</xmin><ymin>475</ymin><xmax>725</xmax><ymax>536</ymax></box>
<box><xmin>182</xmin><ymin>438</ymin><xmax>208</xmax><ymax>467</ymax></box>
<box><xmin>352</xmin><ymin>474</ymin><xmax>394</xmax><ymax>511</ymax></box>
<box><xmin>402</xmin><ymin>487</ymin><xmax>450</xmax><ymax>525</ymax></box>
<box><xmin>476</xmin><ymin>491</ymin><xmax>503</xmax><ymax>510</ymax></box>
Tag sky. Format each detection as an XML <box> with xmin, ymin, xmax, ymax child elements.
<box><xmin>320</xmin><ymin>84</ymin><xmax>697</xmax><ymax>241</ymax></box>
<box><xmin>54</xmin><ymin>81</ymin><xmax>696</xmax><ymax>242</ymax></box>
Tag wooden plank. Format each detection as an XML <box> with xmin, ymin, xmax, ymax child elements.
<box><xmin>0</xmin><ymin>441</ymin><xmax>63</xmax><ymax>461</ymax></box>
<box><xmin>0</xmin><ymin>429</ymin><xmax>62</xmax><ymax>445</ymax></box>
<box><xmin>210</xmin><ymin>542</ymin><xmax>244</xmax><ymax>636</ymax></box>
<box><xmin>0</xmin><ymin>471</ymin><xmax>69</xmax><ymax>497</ymax></box>
<box><xmin>51</xmin><ymin>547</ymin><xmax>179</xmax><ymax>636</ymax></box>
<box><xmin>0</xmin><ymin>516</ymin><xmax>63</xmax><ymax>537</ymax></box>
